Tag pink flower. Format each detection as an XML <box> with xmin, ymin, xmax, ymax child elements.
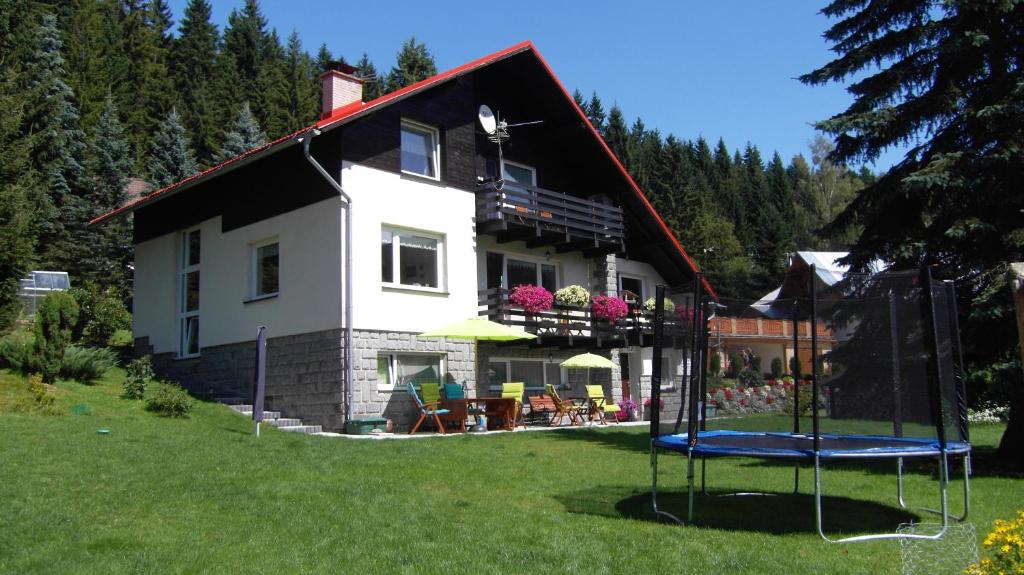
<box><xmin>509</xmin><ymin>284</ymin><xmax>553</xmax><ymax>313</ymax></box>
<box><xmin>592</xmin><ymin>295</ymin><xmax>629</xmax><ymax>322</ymax></box>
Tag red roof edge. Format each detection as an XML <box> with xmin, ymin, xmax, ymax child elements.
<box><xmin>526</xmin><ymin>45</ymin><xmax>718</xmax><ymax>300</ymax></box>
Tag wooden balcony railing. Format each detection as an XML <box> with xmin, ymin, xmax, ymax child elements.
<box><xmin>708</xmin><ymin>316</ymin><xmax>835</xmax><ymax>340</ymax></box>
<box><xmin>478</xmin><ymin>288</ymin><xmax>695</xmax><ymax>348</ymax></box>
<box><xmin>475</xmin><ymin>180</ymin><xmax>625</xmax><ymax>255</ymax></box>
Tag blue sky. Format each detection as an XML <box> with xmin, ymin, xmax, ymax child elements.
<box><xmin>168</xmin><ymin>0</ymin><xmax>903</xmax><ymax>171</ymax></box>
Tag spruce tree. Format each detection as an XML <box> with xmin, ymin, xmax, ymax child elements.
<box><xmin>147</xmin><ymin>108</ymin><xmax>198</xmax><ymax>189</ymax></box>
<box><xmin>63</xmin><ymin>0</ymin><xmax>125</xmax><ymax>132</ymax></box>
<box><xmin>118</xmin><ymin>0</ymin><xmax>175</xmax><ymax>166</ymax></box>
<box><xmin>604</xmin><ymin>105</ymin><xmax>629</xmax><ymax>164</ymax></box>
<box><xmin>802</xmin><ymin>0</ymin><xmax>1024</xmax><ymax>460</ymax></box>
<box><xmin>0</xmin><ymin>60</ymin><xmax>36</xmax><ymax>327</ymax></box>
<box><xmin>23</xmin><ymin>13</ymin><xmax>89</xmax><ymax>274</ymax></box>
<box><xmin>355</xmin><ymin>52</ymin><xmax>383</xmax><ymax>100</ymax></box>
<box><xmin>82</xmin><ymin>97</ymin><xmax>132</xmax><ymax>292</ymax></box>
<box><xmin>217</xmin><ymin>101</ymin><xmax>266</xmax><ymax>162</ymax></box>
<box><xmin>586</xmin><ymin>92</ymin><xmax>606</xmax><ymax>136</ymax></box>
<box><xmin>281</xmin><ymin>30</ymin><xmax>317</xmax><ymax>132</ymax></box>
<box><xmin>172</xmin><ymin>0</ymin><xmax>221</xmax><ymax>165</ymax></box>
<box><xmin>386</xmin><ymin>37</ymin><xmax>437</xmax><ymax>92</ymax></box>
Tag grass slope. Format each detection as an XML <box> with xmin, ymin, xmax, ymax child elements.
<box><xmin>0</xmin><ymin>369</ymin><xmax>1020</xmax><ymax>574</ymax></box>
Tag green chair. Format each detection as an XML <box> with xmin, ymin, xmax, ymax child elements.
<box><xmin>421</xmin><ymin>383</ymin><xmax>441</xmax><ymax>406</ymax></box>
<box><xmin>501</xmin><ymin>382</ymin><xmax>526</xmax><ymax>429</ymax></box>
<box><xmin>407</xmin><ymin>383</ymin><xmax>449</xmax><ymax>435</ymax></box>
<box><xmin>585</xmin><ymin>384</ymin><xmax>621</xmax><ymax>425</ymax></box>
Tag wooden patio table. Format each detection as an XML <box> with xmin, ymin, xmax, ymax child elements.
<box><xmin>441</xmin><ymin>397</ymin><xmax>517</xmax><ymax>431</ymax></box>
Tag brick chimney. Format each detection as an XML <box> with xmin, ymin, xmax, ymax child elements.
<box><xmin>320</xmin><ymin>62</ymin><xmax>364</xmax><ymax>118</ymax></box>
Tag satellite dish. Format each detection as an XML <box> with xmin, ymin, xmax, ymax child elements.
<box><xmin>478</xmin><ymin>105</ymin><xmax>497</xmax><ymax>135</ymax></box>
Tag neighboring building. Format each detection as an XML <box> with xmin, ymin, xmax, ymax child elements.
<box><xmin>711</xmin><ymin>252</ymin><xmax>859</xmax><ymax>376</ymax></box>
<box><xmin>91</xmin><ymin>42</ymin><xmax>711</xmax><ymax>431</ymax></box>
<box><xmin>17</xmin><ymin>271</ymin><xmax>71</xmax><ymax>316</ymax></box>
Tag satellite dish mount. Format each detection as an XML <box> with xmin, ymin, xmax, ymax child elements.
<box><xmin>477</xmin><ymin>104</ymin><xmax>542</xmax><ymax>188</ymax></box>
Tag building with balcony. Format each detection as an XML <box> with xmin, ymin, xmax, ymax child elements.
<box><xmin>91</xmin><ymin>41</ymin><xmax>711</xmax><ymax>431</ymax></box>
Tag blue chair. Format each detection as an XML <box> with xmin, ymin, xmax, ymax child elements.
<box><xmin>407</xmin><ymin>383</ymin><xmax>449</xmax><ymax>435</ymax></box>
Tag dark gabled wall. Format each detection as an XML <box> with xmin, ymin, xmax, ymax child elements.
<box><xmin>133</xmin><ymin>132</ymin><xmax>343</xmax><ymax>244</ymax></box>
<box><xmin>342</xmin><ymin>77</ymin><xmax>478</xmax><ymax>191</ymax></box>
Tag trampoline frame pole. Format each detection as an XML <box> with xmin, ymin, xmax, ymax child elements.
<box><xmin>792</xmin><ymin>297</ymin><xmax>800</xmax><ymax>494</ymax></box>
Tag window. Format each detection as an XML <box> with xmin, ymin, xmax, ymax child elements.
<box><xmin>252</xmin><ymin>240</ymin><xmax>279</xmax><ymax>298</ymax></box>
<box><xmin>618</xmin><ymin>274</ymin><xmax>644</xmax><ymax>302</ymax></box>
<box><xmin>400</xmin><ymin>120</ymin><xmax>439</xmax><ymax>179</ymax></box>
<box><xmin>178</xmin><ymin>229</ymin><xmax>201</xmax><ymax>357</ymax></box>
<box><xmin>487</xmin><ymin>358</ymin><xmax>564</xmax><ymax>391</ymax></box>
<box><xmin>377</xmin><ymin>353</ymin><xmax>444</xmax><ymax>390</ymax></box>
<box><xmin>501</xmin><ymin>160</ymin><xmax>536</xmax><ymax>186</ymax></box>
<box><xmin>382</xmin><ymin>227</ymin><xmax>444</xmax><ymax>289</ymax></box>
<box><xmin>486</xmin><ymin>252</ymin><xmax>556</xmax><ymax>292</ymax></box>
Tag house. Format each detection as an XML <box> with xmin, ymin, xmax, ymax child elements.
<box><xmin>91</xmin><ymin>41</ymin><xmax>711</xmax><ymax>432</ymax></box>
<box><xmin>710</xmin><ymin>251</ymin><xmax>884</xmax><ymax>377</ymax></box>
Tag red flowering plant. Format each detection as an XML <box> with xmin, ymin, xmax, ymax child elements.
<box><xmin>509</xmin><ymin>284</ymin><xmax>553</xmax><ymax>314</ymax></box>
<box><xmin>591</xmin><ymin>295</ymin><xmax>629</xmax><ymax>322</ymax></box>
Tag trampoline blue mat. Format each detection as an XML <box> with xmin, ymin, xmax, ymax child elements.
<box><xmin>653</xmin><ymin>430</ymin><xmax>971</xmax><ymax>460</ymax></box>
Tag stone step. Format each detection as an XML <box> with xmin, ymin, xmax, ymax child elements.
<box><xmin>266</xmin><ymin>418</ymin><xmax>302</xmax><ymax>427</ymax></box>
<box><xmin>228</xmin><ymin>404</ymin><xmax>252</xmax><ymax>413</ymax></box>
<box><xmin>278</xmin><ymin>425</ymin><xmax>322</xmax><ymax>434</ymax></box>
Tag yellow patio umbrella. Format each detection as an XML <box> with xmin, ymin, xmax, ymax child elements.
<box><xmin>420</xmin><ymin>317</ymin><xmax>536</xmax><ymax>391</ymax></box>
<box><xmin>561</xmin><ymin>352</ymin><xmax>616</xmax><ymax>387</ymax></box>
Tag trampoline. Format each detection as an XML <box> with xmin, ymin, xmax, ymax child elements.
<box><xmin>645</xmin><ymin>266</ymin><xmax>972</xmax><ymax>543</ymax></box>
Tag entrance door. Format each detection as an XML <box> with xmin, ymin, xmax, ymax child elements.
<box><xmin>620</xmin><ymin>353</ymin><xmax>631</xmax><ymax>399</ymax></box>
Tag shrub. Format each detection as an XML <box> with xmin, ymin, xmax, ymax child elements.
<box><xmin>789</xmin><ymin>356</ymin><xmax>802</xmax><ymax>377</ymax></box>
<box><xmin>751</xmin><ymin>355</ymin><xmax>762</xmax><ymax>375</ymax></box>
<box><xmin>738</xmin><ymin>368</ymin><xmax>763</xmax><ymax>388</ymax></box>
<box><xmin>643</xmin><ymin>297</ymin><xmax>675</xmax><ymax>312</ymax></box>
<box><xmin>60</xmin><ymin>345</ymin><xmax>117</xmax><ymax>383</ymax></box>
<box><xmin>0</xmin><ymin>330</ymin><xmax>36</xmax><ymax>372</ymax></box>
<box><xmin>123</xmin><ymin>356</ymin><xmax>154</xmax><ymax>400</ymax></box>
<box><xmin>591</xmin><ymin>295</ymin><xmax>629</xmax><ymax>322</ymax></box>
<box><xmin>146</xmin><ymin>383</ymin><xmax>193</xmax><ymax>417</ymax></box>
<box><xmin>69</xmin><ymin>284</ymin><xmax>130</xmax><ymax>346</ymax></box>
<box><xmin>966</xmin><ymin>510</ymin><xmax>1024</xmax><ymax>575</ymax></box>
<box><xmin>27</xmin><ymin>373</ymin><xmax>54</xmax><ymax>408</ymax></box>
<box><xmin>553</xmin><ymin>285</ymin><xmax>590</xmax><ymax>307</ymax></box>
<box><xmin>509</xmin><ymin>284</ymin><xmax>553</xmax><ymax>314</ymax></box>
<box><xmin>770</xmin><ymin>357</ymin><xmax>783</xmax><ymax>379</ymax></box>
<box><xmin>108</xmin><ymin>329</ymin><xmax>133</xmax><ymax>347</ymax></box>
<box><xmin>32</xmin><ymin>292</ymin><xmax>79</xmax><ymax>383</ymax></box>
<box><xmin>709</xmin><ymin>354</ymin><xmax>722</xmax><ymax>376</ymax></box>
<box><xmin>728</xmin><ymin>352</ymin><xmax>743</xmax><ymax>377</ymax></box>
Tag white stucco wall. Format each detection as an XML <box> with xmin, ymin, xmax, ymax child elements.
<box><xmin>339</xmin><ymin>162</ymin><xmax>479</xmax><ymax>333</ymax></box>
<box><xmin>132</xmin><ymin>196</ymin><xmax>344</xmax><ymax>354</ymax></box>
<box><xmin>475</xmin><ymin>235</ymin><xmax>592</xmax><ymax>291</ymax></box>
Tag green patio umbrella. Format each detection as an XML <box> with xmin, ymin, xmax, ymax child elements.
<box><xmin>561</xmin><ymin>352</ymin><xmax>616</xmax><ymax>388</ymax></box>
<box><xmin>420</xmin><ymin>317</ymin><xmax>536</xmax><ymax>392</ymax></box>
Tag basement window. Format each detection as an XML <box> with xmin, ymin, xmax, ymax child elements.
<box><xmin>377</xmin><ymin>353</ymin><xmax>444</xmax><ymax>391</ymax></box>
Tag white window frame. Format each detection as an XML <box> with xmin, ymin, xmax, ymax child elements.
<box><xmin>178</xmin><ymin>227</ymin><xmax>201</xmax><ymax>358</ymax></box>
<box><xmin>250</xmin><ymin>237</ymin><xmax>280</xmax><ymax>300</ymax></box>
<box><xmin>486</xmin><ymin>357</ymin><xmax>565</xmax><ymax>393</ymax></box>
<box><xmin>500</xmin><ymin>159</ymin><xmax>537</xmax><ymax>186</ymax></box>
<box><xmin>377</xmin><ymin>352</ymin><xmax>446</xmax><ymax>392</ymax></box>
<box><xmin>490</xmin><ymin>251</ymin><xmax>558</xmax><ymax>290</ymax></box>
<box><xmin>618</xmin><ymin>274</ymin><xmax>645</xmax><ymax>301</ymax></box>
<box><xmin>381</xmin><ymin>225</ymin><xmax>446</xmax><ymax>293</ymax></box>
<box><xmin>400</xmin><ymin>119</ymin><xmax>440</xmax><ymax>181</ymax></box>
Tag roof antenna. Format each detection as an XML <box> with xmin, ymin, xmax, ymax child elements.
<box><xmin>478</xmin><ymin>104</ymin><xmax>542</xmax><ymax>189</ymax></box>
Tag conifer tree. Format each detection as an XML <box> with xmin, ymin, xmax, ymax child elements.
<box><xmin>217</xmin><ymin>101</ymin><xmax>266</xmax><ymax>162</ymax></box>
<box><xmin>280</xmin><ymin>30</ymin><xmax>317</xmax><ymax>132</ymax></box>
<box><xmin>119</xmin><ymin>0</ymin><xmax>174</xmax><ymax>165</ymax></box>
<box><xmin>355</xmin><ymin>53</ymin><xmax>383</xmax><ymax>100</ymax></box>
<box><xmin>63</xmin><ymin>0</ymin><xmax>126</xmax><ymax>132</ymax></box>
<box><xmin>586</xmin><ymin>92</ymin><xmax>606</xmax><ymax>135</ymax></box>
<box><xmin>572</xmin><ymin>89</ymin><xmax>585</xmax><ymax>110</ymax></box>
<box><xmin>255</xmin><ymin>28</ymin><xmax>289</xmax><ymax>137</ymax></box>
<box><xmin>802</xmin><ymin>0</ymin><xmax>1024</xmax><ymax>459</ymax></box>
<box><xmin>314</xmin><ymin>43</ymin><xmax>335</xmax><ymax>107</ymax></box>
<box><xmin>147</xmin><ymin>108</ymin><xmax>198</xmax><ymax>189</ymax></box>
<box><xmin>604</xmin><ymin>105</ymin><xmax>629</xmax><ymax>164</ymax></box>
<box><xmin>82</xmin><ymin>97</ymin><xmax>132</xmax><ymax>291</ymax></box>
<box><xmin>386</xmin><ymin>37</ymin><xmax>437</xmax><ymax>92</ymax></box>
<box><xmin>23</xmin><ymin>13</ymin><xmax>89</xmax><ymax>274</ymax></box>
<box><xmin>172</xmin><ymin>0</ymin><xmax>221</xmax><ymax>165</ymax></box>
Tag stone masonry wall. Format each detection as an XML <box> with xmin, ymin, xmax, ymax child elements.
<box><xmin>349</xmin><ymin>330</ymin><xmax>474</xmax><ymax>430</ymax></box>
<box><xmin>142</xmin><ymin>328</ymin><xmax>346</xmax><ymax>432</ymax></box>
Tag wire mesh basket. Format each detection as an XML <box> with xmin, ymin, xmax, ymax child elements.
<box><xmin>897</xmin><ymin>522</ymin><xmax>978</xmax><ymax>575</ymax></box>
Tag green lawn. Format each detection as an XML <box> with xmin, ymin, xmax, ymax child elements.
<box><xmin>1</xmin><ymin>368</ymin><xmax>1020</xmax><ymax>574</ymax></box>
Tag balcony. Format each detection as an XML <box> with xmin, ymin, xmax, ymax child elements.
<box><xmin>475</xmin><ymin>181</ymin><xmax>625</xmax><ymax>256</ymax></box>
<box><xmin>708</xmin><ymin>317</ymin><xmax>835</xmax><ymax>341</ymax></box>
<box><xmin>478</xmin><ymin>289</ymin><xmax>693</xmax><ymax>349</ymax></box>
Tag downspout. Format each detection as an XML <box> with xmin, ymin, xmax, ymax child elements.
<box><xmin>299</xmin><ymin>128</ymin><xmax>355</xmax><ymax>425</ymax></box>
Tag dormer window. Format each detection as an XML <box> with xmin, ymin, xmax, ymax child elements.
<box><xmin>400</xmin><ymin>119</ymin><xmax>440</xmax><ymax>179</ymax></box>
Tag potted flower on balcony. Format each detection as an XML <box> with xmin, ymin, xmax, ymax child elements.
<box><xmin>554</xmin><ymin>285</ymin><xmax>590</xmax><ymax>307</ymax></box>
<box><xmin>643</xmin><ymin>297</ymin><xmax>675</xmax><ymax>312</ymax></box>
<box><xmin>591</xmin><ymin>295</ymin><xmax>629</xmax><ymax>322</ymax></box>
<box><xmin>509</xmin><ymin>284</ymin><xmax>553</xmax><ymax>314</ymax></box>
